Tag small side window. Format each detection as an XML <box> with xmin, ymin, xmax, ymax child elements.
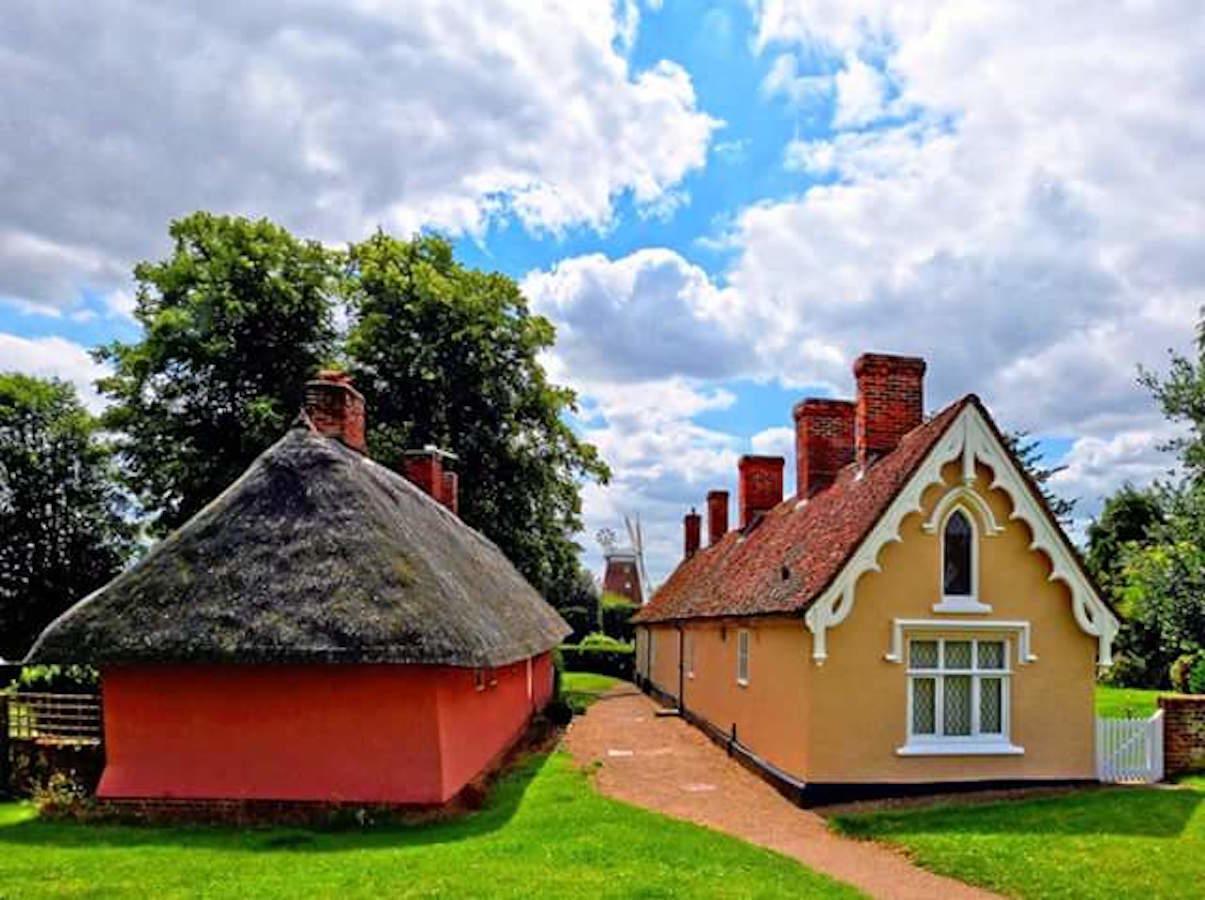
<box><xmin>737</xmin><ymin>630</ymin><xmax>750</xmax><ymax>685</ymax></box>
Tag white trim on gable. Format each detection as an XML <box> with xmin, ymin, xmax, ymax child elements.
<box><xmin>803</xmin><ymin>403</ymin><xmax>1120</xmax><ymax>667</ymax></box>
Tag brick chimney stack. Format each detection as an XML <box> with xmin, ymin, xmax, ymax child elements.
<box><xmin>854</xmin><ymin>353</ymin><xmax>926</xmax><ymax>469</ymax></box>
<box><xmin>403</xmin><ymin>446</ymin><xmax>459</xmax><ymax>515</ymax></box>
<box><xmin>684</xmin><ymin>508</ymin><xmax>702</xmax><ymax>559</ymax></box>
<box><xmin>738</xmin><ymin>455</ymin><xmax>785</xmax><ymax>527</ymax></box>
<box><xmin>793</xmin><ymin>398</ymin><xmax>856</xmax><ymax>498</ymax></box>
<box><xmin>706</xmin><ymin>490</ymin><xmax>729</xmax><ymax>546</ymax></box>
<box><xmin>304</xmin><ymin>371</ymin><xmax>366</xmax><ymax>453</ymax></box>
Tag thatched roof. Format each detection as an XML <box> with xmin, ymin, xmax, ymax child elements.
<box><xmin>27</xmin><ymin>420</ymin><xmax>569</xmax><ymax>667</ymax></box>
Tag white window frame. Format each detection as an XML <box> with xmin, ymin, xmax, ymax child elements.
<box><xmin>934</xmin><ymin>505</ymin><xmax>992</xmax><ymax>614</ymax></box>
<box><xmin>899</xmin><ymin>636</ymin><xmax>1023</xmax><ymax>756</ymax></box>
<box><xmin>736</xmin><ymin>629</ymin><xmax>750</xmax><ymax>686</ymax></box>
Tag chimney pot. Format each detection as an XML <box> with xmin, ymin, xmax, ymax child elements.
<box><xmin>304</xmin><ymin>371</ymin><xmax>366</xmax><ymax>453</ymax></box>
<box><xmin>684</xmin><ymin>508</ymin><xmax>702</xmax><ymax>559</ymax></box>
<box><xmin>706</xmin><ymin>490</ymin><xmax>729</xmax><ymax>546</ymax></box>
<box><xmin>403</xmin><ymin>445</ymin><xmax>460</xmax><ymax>514</ymax></box>
<box><xmin>854</xmin><ymin>353</ymin><xmax>926</xmax><ymax>469</ymax></box>
<box><xmin>738</xmin><ymin>455</ymin><xmax>785</xmax><ymax>527</ymax></box>
<box><xmin>793</xmin><ymin>398</ymin><xmax>856</xmax><ymax>497</ymax></box>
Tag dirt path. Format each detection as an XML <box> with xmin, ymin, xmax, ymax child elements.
<box><xmin>563</xmin><ymin>686</ymin><xmax>998</xmax><ymax>900</ymax></box>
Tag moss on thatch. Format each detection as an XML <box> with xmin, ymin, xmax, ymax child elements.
<box><xmin>27</xmin><ymin>422</ymin><xmax>569</xmax><ymax>667</ymax></box>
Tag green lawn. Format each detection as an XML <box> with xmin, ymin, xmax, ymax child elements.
<box><xmin>833</xmin><ymin>779</ymin><xmax>1205</xmax><ymax>899</ymax></box>
<box><xmin>0</xmin><ymin>752</ymin><xmax>858</xmax><ymax>899</ymax></box>
<box><xmin>1095</xmin><ymin>684</ymin><xmax>1162</xmax><ymax>719</ymax></box>
<box><xmin>562</xmin><ymin>671</ymin><xmax>622</xmax><ymax>713</ymax></box>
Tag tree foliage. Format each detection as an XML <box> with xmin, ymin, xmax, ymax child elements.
<box><xmin>1110</xmin><ymin>484</ymin><xmax>1205</xmax><ymax>687</ymax></box>
<box><xmin>95</xmin><ymin>217</ymin><xmax>608</xmax><ymax>605</ymax></box>
<box><xmin>1085</xmin><ymin>484</ymin><xmax>1164</xmax><ymax>596</ymax></box>
<box><xmin>96</xmin><ymin>212</ymin><xmax>338</xmax><ymax>533</ymax></box>
<box><xmin>0</xmin><ymin>375</ymin><xmax>135</xmax><ymax>660</ymax></box>
<box><xmin>344</xmin><ymin>232</ymin><xmax>609</xmax><ymax>597</ymax></box>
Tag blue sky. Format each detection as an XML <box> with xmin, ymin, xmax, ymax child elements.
<box><xmin>1</xmin><ymin>0</ymin><xmax>1199</xmax><ymax>582</ymax></box>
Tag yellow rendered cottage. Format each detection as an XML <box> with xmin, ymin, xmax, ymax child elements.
<box><xmin>632</xmin><ymin>353</ymin><xmax>1120</xmax><ymax>803</ymax></box>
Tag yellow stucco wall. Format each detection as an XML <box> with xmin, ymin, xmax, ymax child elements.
<box><xmin>638</xmin><ymin>460</ymin><xmax>1097</xmax><ymax>785</ymax></box>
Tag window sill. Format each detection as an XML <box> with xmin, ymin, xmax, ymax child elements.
<box><xmin>897</xmin><ymin>740</ymin><xmax>1024</xmax><ymax>757</ymax></box>
<box><xmin>931</xmin><ymin>597</ymin><xmax>993</xmax><ymax>614</ymax></box>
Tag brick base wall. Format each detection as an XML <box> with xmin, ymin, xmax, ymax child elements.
<box><xmin>1159</xmin><ymin>695</ymin><xmax>1205</xmax><ymax>775</ymax></box>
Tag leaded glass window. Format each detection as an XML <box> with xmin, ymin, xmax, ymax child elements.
<box><xmin>907</xmin><ymin>638</ymin><xmax>1010</xmax><ymax>744</ymax></box>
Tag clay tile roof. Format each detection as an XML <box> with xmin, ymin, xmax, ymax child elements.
<box><xmin>633</xmin><ymin>396</ymin><xmax>975</xmax><ymax>624</ymax></box>
<box><xmin>27</xmin><ymin>422</ymin><xmax>570</xmax><ymax>667</ymax></box>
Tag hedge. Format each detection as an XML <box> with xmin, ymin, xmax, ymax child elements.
<box><xmin>559</xmin><ymin>643</ymin><xmax>634</xmax><ymax>680</ymax></box>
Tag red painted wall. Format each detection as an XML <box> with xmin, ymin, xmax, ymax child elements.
<box><xmin>99</xmin><ymin>656</ymin><xmax>552</xmax><ymax>805</ymax></box>
<box><xmin>436</xmin><ymin>652</ymin><xmax>554</xmax><ymax>795</ymax></box>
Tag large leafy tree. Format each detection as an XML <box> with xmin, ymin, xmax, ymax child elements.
<box><xmin>0</xmin><ymin>375</ymin><xmax>135</xmax><ymax>659</ymax></box>
<box><xmin>345</xmin><ymin>232</ymin><xmax>609</xmax><ymax>596</ymax></box>
<box><xmin>96</xmin><ymin>213</ymin><xmax>338</xmax><ymax>533</ymax></box>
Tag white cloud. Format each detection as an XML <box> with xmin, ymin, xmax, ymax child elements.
<box><xmin>832</xmin><ymin>52</ymin><xmax>889</xmax><ymax>127</ymax></box>
<box><xmin>0</xmin><ymin>334</ymin><xmax>110</xmax><ymax>413</ymax></box>
<box><xmin>523</xmin><ymin>248</ymin><xmax>749</xmax><ymax>383</ymax></box>
<box><xmin>760</xmin><ymin>53</ymin><xmax>831</xmax><ymax>107</ymax></box>
<box><xmin>570</xmin><ymin>374</ymin><xmax>744</xmax><ymax>581</ymax></box>
<box><xmin>0</xmin><ymin>1</ymin><xmax>718</xmax><ymax>313</ymax></box>
<box><xmin>551</xmin><ymin>2</ymin><xmax>1205</xmax><ymax>577</ymax></box>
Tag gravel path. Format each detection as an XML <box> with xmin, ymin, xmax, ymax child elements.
<box><xmin>563</xmin><ymin>686</ymin><xmax>999</xmax><ymax>900</ymax></box>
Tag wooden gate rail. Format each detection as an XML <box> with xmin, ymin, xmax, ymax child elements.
<box><xmin>6</xmin><ymin>692</ymin><xmax>103</xmax><ymax>746</ymax></box>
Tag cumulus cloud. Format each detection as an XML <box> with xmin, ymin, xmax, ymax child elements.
<box><xmin>522</xmin><ymin>249</ymin><xmax>749</xmax><ymax>383</ymax></box>
<box><xmin>0</xmin><ymin>334</ymin><xmax>110</xmax><ymax>412</ymax></box>
<box><xmin>0</xmin><ymin>1</ymin><xmax>717</xmax><ymax>313</ymax></box>
<box><xmin>539</xmin><ymin>1</ymin><xmax>1205</xmax><ymax>568</ymax></box>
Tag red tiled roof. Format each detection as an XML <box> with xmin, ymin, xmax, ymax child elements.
<box><xmin>633</xmin><ymin>396</ymin><xmax>975</xmax><ymax>624</ymax></box>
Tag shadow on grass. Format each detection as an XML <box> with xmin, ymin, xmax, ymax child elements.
<box><xmin>835</xmin><ymin>784</ymin><xmax>1205</xmax><ymax>840</ymax></box>
<box><xmin>0</xmin><ymin>751</ymin><xmax>552</xmax><ymax>854</ymax></box>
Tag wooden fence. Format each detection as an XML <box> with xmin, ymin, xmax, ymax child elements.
<box><xmin>6</xmin><ymin>692</ymin><xmax>103</xmax><ymax>746</ymax></box>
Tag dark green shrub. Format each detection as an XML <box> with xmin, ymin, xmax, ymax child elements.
<box><xmin>544</xmin><ymin>699</ymin><xmax>573</xmax><ymax>726</ymax></box>
<box><xmin>578</xmin><ymin>632</ymin><xmax>632</xmax><ymax>651</ymax></box>
<box><xmin>559</xmin><ymin>643</ymin><xmax>634</xmax><ymax>680</ymax></box>
<box><xmin>1188</xmin><ymin>655</ymin><xmax>1205</xmax><ymax>695</ymax></box>
<box><xmin>600</xmin><ymin>593</ymin><xmax>638</xmax><ymax>643</ymax></box>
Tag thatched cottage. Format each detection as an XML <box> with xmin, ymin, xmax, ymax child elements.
<box><xmin>633</xmin><ymin>353</ymin><xmax>1119</xmax><ymax>803</ymax></box>
<box><xmin>28</xmin><ymin>372</ymin><xmax>568</xmax><ymax>805</ymax></box>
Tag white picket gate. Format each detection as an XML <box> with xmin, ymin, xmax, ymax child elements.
<box><xmin>1096</xmin><ymin>709</ymin><xmax>1164</xmax><ymax>784</ymax></box>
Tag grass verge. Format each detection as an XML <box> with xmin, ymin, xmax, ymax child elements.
<box><xmin>832</xmin><ymin>779</ymin><xmax>1205</xmax><ymax>899</ymax></box>
<box><xmin>0</xmin><ymin>752</ymin><xmax>859</xmax><ymax>899</ymax></box>
<box><xmin>562</xmin><ymin>671</ymin><xmax>622</xmax><ymax>714</ymax></box>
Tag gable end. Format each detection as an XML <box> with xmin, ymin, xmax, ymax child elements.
<box><xmin>803</xmin><ymin>402</ymin><xmax>1120</xmax><ymax>667</ymax></box>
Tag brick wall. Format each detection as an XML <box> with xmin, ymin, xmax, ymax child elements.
<box><xmin>1160</xmin><ymin>695</ymin><xmax>1205</xmax><ymax>774</ymax></box>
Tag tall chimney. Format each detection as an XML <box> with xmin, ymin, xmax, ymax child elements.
<box><xmin>854</xmin><ymin>353</ymin><xmax>926</xmax><ymax>469</ymax></box>
<box><xmin>793</xmin><ymin>398</ymin><xmax>855</xmax><ymax>497</ymax></box>
<box><xmin>706</xmin><ymin>490</ymin><xmax>729</xmax><ymax>546</ymax></box>
<box><xmin>684</xmin><ymin>508</ymin><xmax>702</xmax><ymax>559</ymax></box>
<box><xmin>403</xmin><ymin>446</ymin><xmax>459</xmax><ymax>514</ymax></box>
<box><xmin>304</xmin><ymin>371</ymin><xmax>366</xmax><ymax>453</ymax></box>
<box><xmin>738</xmin><ymin>455</ymin><xmax>785</xmax><ymax>527</ymax></box>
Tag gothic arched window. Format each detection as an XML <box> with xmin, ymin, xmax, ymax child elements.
<box><xmin>943</xmin><ymin>509</ymin><xmax>974</xmax><ymax>597</ymax></box>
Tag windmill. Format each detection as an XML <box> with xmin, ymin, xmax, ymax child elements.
<box><xmin>624</xmin><ymin>513</ymin><xmax>652</xmax><ymax>604</ymax></box>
